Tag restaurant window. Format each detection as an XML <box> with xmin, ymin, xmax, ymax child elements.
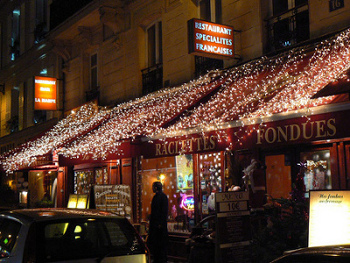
<box><xmin>28</xmin><ymin>171</ymin><xmax>57</xmax><ymax>207</ymax></box>
<box><xmin>265</xmin><ymin>154</ymin><xmax>292</xmax><ymax>199</ymax></box>
<box><xmin>198</xmin><ymin>152</ymin><xmax>224</xmax><ymax>216</ymax></box>
<box><xmin>300</xmin><ymin>150</ymin><xmax>332</xmax><ymax>198</ymax></box>
<box><xmin>140</xmin><ymin>156</ymin><xmax>194</xmax><ymax>233</ymax></box>
<box><xmin>74</xmin><ymin>170</ymin><xmax>94</xmax><ymax>195</ymax></box>
<box><xmin>95</xmin><ymin>167</ymin><xmax>108</xmax><ymax>185</ymax></box>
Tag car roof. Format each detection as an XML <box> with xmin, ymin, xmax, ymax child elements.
<box><xmin>0</xmin><ymin>208</ymin><xmax>124</xmax><ymax>224</ymax></box>
<box><xmin>285</xmin><ymin>245</ymin><xmax>350</xmax><ymax>256</ymax></box>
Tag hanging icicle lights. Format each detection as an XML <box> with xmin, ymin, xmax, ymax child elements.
<box><xmin>4</xmin><ymin>28</ymin><xmax>350</xmax><ymax>170</ymax></box>
<box><xmin>1</xmin><ymin>103</ymin><xmax>110</xmax><ymax>172</ymax></box>
<box><xmin>160</xmin><ymin>28</ymin><xmax>350</xmax><ymax>138</ymax></box>
<box><xmin>60</xmin><ymin>73</ymin><xmax>222</xmax><ymax>161</ymax></box>
<box><xmin>61</xmin><ymin>28</ymin><xmax>350</xmax><ymax>161</ymax></box>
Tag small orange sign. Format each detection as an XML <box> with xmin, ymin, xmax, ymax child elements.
<box><xmin>34</xmin><ymin>76</ymin><xmax>57</xmax><ymax>110</ymax></box>
<box><xmin>188</xmin><ymin>18</ymin><xmax>234</xmax><ymax>59</ymax></box>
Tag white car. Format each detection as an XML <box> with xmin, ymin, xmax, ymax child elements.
<box><xmin>0</xmin><ymin>208</ymin><xmax>149</xmax><ymax>262</ymax></box>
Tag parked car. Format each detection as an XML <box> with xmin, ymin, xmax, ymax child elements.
<box><xmin>0</xmin><ymin>208</ymin><xmax>149</xmax><ymax>262</ymax></box>
<box><xmin>270</xmin><ymin>245</ymin><xmax>350</xmax><ymax>262</ymax></box>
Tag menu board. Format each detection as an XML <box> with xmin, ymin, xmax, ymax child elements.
<box><xmin>215</xmin><ymin>191</ymin><xmax>251</xmax><ymax>263</ymax></box>
<box><xmin>309</xmin><ymin>190</ymin><xmax>350</xmax><ymax>247</ymax></box>
<box><xmin>67</xmin><ymin>194</ymin><xmax>89</xmax><ymax>209</ymax></box>
<box><xmin>94</xmin><ymin>185</ymin><xmax>132</xmax><ymax>221</ymax></box>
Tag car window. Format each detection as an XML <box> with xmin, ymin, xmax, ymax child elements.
<box><xmin>36</xmin><ymin>218</ymin><xmax>145</xmax><ymax>262</ymax></box>
<box><xmin>0</xmin><ymin>218</ymin><xmax>21</xmax><ymax>258</ymax></box>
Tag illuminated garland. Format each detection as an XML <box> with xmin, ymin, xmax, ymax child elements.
<box><xmin>1</xmin><ymin>102</ymin><xmax>110</xmax><ymax>172</ymax></box>
<box><xmin>4</xmin><ymin>28</ymin><xmax>350</xmax><ymax>170</ymax></box>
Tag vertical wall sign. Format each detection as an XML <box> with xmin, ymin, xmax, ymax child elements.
<box><xmin>34</xmin><ymin>76</ymin><xmax>57</xmax><ymax>110</ymax></box>
<box><xmin>188</xmin><ymin>18</ymin><xmax>234</xmax><ymax>59</ymax></box>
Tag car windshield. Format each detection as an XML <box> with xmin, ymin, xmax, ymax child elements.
<box><xmin>0</xmin><ymin>218</ymin><xmax>21</xmax><ymax>257</ymax></box>
<box><xmin>35</xmin><ymin>217</ymin><xmax>145</xmax><ymax>262</ymax></box>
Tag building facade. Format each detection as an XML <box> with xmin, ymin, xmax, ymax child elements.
<box><xmin>2</xmin><ymin>0</ymin><xmax>350</xmax><ymax>261</ymax></box>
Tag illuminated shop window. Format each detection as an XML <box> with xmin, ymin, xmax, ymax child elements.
<box><xmin>74</xmin><ymin>170</ymin><xmax>94</xmax><ymax>195</ymax></box>
<box><xmin>199</xmin><ymin>152</ymin><xmax>223</xmax><ymax>215</ymax></box>
<box><xmin>140</xmin><ymin>156</ymin><xmax>194</xmax><ymax>233</ymax></box>
<box><xmin>300</xmin><ymin>150</ymin><xmax>332</xmax><ymax>198</ymax></box>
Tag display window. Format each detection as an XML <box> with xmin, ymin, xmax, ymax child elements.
<box><xmin>300</xmin><ymin>149</ymin><xmax>332</xmax><ymax>198</ymax></box>
<box><xmin>198</xmin><ymin>152</ymin><xmax>224</xmax><ymax>215</ymax></box>
<box><xmin>74</xmin><ymin>170</ymin><xmax>94</xmax><ymax>195</ymax></box>
<box><xmin>140</xmin><ymin>156</ymin><xmax>194</xmax><ymax>233</ymax></box>
<box><xmin>95</xmin><ymin>167</ymin><xmax>108</xmax><ymax>185</ymax></box>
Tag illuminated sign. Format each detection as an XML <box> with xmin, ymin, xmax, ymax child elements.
<box><xmin>188</xmin><ymin>18</ymin><xmax>234</xmax><ymax>59</ymax></box>
<box><xmin>34</xmin><ymin>76</ymin><xmax>57</xmax><ymax>110</ymax></box>
<box><xmin>309</xmin><ymin>190</ymin><xmax>350</xmax><ymax>247</ymax></box>
<box><xmin>181</xmin><ymin>195</ymin><xmax>194</xmax><ymax>211</ymax></box>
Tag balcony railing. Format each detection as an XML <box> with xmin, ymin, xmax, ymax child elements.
<box><xmin>266</xmin><ymin>3</ymin><xmax>309</xmax><ymax>52</ymax></box>
<box><xmin>141</xmin><ymin>64</ymin><xmax>163</xmax><ymax>95</ymax></box>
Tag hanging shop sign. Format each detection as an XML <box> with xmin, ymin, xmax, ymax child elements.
<box><xmin>188</xmin><ymin>18</ymin><xmax>234</xmax><ymax>59</ymax></box>
<box><xmin>34</xmin><ymin>76</ymin><xmax>57</xmax><ymax>110</ymax></box>
<box><xmin>309</xmin><ymin>190</ymin><xmax>350</xmax><ymax>247</ymax></box>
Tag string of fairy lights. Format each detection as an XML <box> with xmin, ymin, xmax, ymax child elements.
<box><xmin>1</xmin><ymin>103</ymin><xmax>110</xmax><ymax>172</ymax></box>
<box><xmin>3</xmin><ymin>28</ymin><xmax>350</xmax><ymax>172</ymax></box>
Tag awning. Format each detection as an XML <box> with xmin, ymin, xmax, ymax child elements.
<box><xmin>154</xmin><ymin>27</ymin><xmax>350</xmax><ymax>140</ymax></box>
<box><xmin>58</xmin><ymin>72</ymin><xmax>226</xmax><ymax>165</ymax></box>
<box><xmin>56</xmin><ymin>27</ymin><xmax>350</xmax><ymax>164</ymax></box>
<box><xmin>0</xmin><ymin>102</ymin><xmax>110</xmax><ymax>172</ymax></box>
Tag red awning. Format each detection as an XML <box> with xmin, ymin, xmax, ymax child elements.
<box><xmin>1</xmin><ymin>102</ymin><xmax>110</xmax><ymax>172</ymax></box>
<box><xmin>58</xmin><ymin>73</ymin><xmax>226</xmax><ymax>164</ymax></box>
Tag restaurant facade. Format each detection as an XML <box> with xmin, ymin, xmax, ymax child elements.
<box><xmin>2</xmin><ymin>25</ymin><xmax>350</xmax><ymax>261</ymax></box>
<box><xmin>3</xmin><ymin>0</ymin><xmax>350</xmax><ymax>261</ymax></box>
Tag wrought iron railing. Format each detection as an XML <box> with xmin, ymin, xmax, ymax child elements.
<box><xmin>266</xmin><ymin>3</ymin><xmax>309</xmax><ymax>52</ymax></box>
<box><xmin>141</xmin><ymin>64</ymin><xmax>163</xmax><ymax>95</ymax></box>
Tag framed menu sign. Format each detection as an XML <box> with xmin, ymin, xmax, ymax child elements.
<box><xmin>309</xmin><ymin>190</ymin><xmax>350</xmax><ymax>247</ymax></box>
<box><xmin>94</xmin><ymin>185</ymin><xmax>133</xmax><ymax>221</ymax></box>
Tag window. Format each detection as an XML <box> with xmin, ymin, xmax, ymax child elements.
<box><xmin>199</xmin><ymin>0</ymin><xmax>222</xmax><ymax>23</ymax></box>
<box><xmin>11</xmin><ymin>8</ymin><xmax>20</xmax><ymax>60</ymax></box>
<box><xmin>35</xmin><ymin>0</ymin><xmax>48</xmax><ymax>42</ymax></box>
<box><xmin>300</xmin><ymin>150</ymin><xmax>332</xmax><ymax>198</ymax></box>
<box><xmin>147</xmin><ymin>22</ymin><xmax>162</xmax><ymax>68</ymax></box>
<box><xmin>268</xmin><ymin>0</ymin><xmax>309</xmax><ymax>51</ymax></box>
<box><xmin>142</xmin><ymin>21</ymin><xmax>163</xmax><ymax>94</ymax></box>
<box><xmin>90</xmin><ymin>53</ymin><xmax>98</xmax><ymax>89</ymax></box>
<box><xmin>196</xmin><ymin>0</ymin><xmax>223</xmax><ymax>77</ymax></box>
<box><xmin>0</xmin><ymin>219</ymin><xmax>21</xmax><ymax>257</ymax></box>
<box><xmin>36</xmin><ymin>218</ymin><xmax>145</xmax><ymax>261</ymax></box>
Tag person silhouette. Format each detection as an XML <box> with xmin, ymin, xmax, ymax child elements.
<box><xmin>147</xmin><ymin>181</ymin><xmax>169</xmax><ymax>263</ymax></box>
